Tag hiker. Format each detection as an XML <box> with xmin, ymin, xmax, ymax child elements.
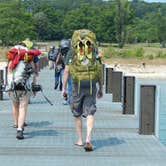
<box><xmin>47</xmin><ymin>45</ymin><xmax>58</xmax><ymax>70</ymax></box>
<box><xmin>62</xmin><ymin>29</ymin><xmax>103</xmax><ymax>151</ymax></box>
<box><xmin>54</xmin><ymin>39</ymin><xmax>70</xmax><ymax>91</ymax></box>
<box><xmin>7</xmin><ymin>42</ymin><xmax>41</xmax><ymax>139</ymax></box>
<box><xmin>58</xmin><ymin>39</ymin><xmax>72</xmax><ymax>105</ymax></box>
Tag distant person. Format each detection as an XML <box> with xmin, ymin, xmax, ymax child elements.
<box><xmin>54</xmin><ymin>39</ymin><xmax>70</xmax><ymax>91</ymax></box>
<box><xmin>47</xmin><ymin>45</ymin><xmax>58</xmax><ymax>70</ymax></box>
<box><xmin>62</xmin><ymin>29</ymin><xmax>103</xmax><ymax>151</ymax></box>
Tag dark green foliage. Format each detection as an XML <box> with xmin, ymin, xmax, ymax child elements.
<box><xmin>0</xmin><ymin>0</ymin><xmax>36</xmax><ymax>46</ymax></box>
<box><xmin>0</xmin><ymin>0</ymin><xmax>166</xmax><ymax>46</ymax></box>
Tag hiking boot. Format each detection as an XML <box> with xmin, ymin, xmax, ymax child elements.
<box><xmin>16</xmin><ymin>130</ymin><xmax>24</xmax><ymax>140</ymax></box>
<box><xmin>84</xmin><ymin>142</ymin><xmax>93</xmax><ymax>152</ymax></box>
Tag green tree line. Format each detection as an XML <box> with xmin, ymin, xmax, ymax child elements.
<box><xmin>0</xmin><ymin>0</ymin><xmax>165</xmax><ymax>47</ymax></box>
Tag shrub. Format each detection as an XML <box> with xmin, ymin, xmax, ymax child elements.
<box><xmin>156</xmin><ymin>51</ymin><xmax>166</xmax><ymax>58</ymax></box>
<box><xmin>135</xmin><ymin>47</ymin><xmax>144</xmax><ymax>57</ymax></box>
<box><xmin>103</xmin><ymin>46</ymin><xmax>117</xmax><ymax>58</ymax></box>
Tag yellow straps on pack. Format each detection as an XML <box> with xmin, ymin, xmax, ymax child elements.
<box><xmin>24</xmin><ymin>53</ymin><xmax>29</xmax><ymax>62</ymax></box>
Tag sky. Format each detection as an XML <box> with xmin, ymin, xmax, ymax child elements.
<box><xmin>103</xmin><ymin>0</ymin><xmax>166</xmax><ymax>2</ymax></box>
<box><xmin>145</xmin><ymin>0</ymin><xmax>166</xmax><ymax>2</ymax></box>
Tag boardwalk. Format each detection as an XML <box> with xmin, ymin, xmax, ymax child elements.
<box><xmin>0</xmin><ymin>66</ymin><xmax>166</xmax><ymax>166</ymax></box>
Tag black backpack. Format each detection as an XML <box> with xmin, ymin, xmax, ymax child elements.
<box><xmin>48</xmin><ymin>48</ymin><xmax>58</xmax><ymax>61</ymax></box>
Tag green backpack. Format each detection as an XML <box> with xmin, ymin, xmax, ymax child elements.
<box><xmin>69</xmin><ymin>29</ymin><xmax>102</xmax><ymax>94</ymax></box>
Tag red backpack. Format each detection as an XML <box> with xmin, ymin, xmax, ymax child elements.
<box><xmin>7</xmin><ymin>46</ymin><xmax>41</xmax><ymax>69</ymax></box>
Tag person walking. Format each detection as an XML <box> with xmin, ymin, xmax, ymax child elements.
<box><xmin>57</xmin><ymin>39</ymin><xmax>72</xmax><ymax>105</ymax></box>
<box><xmin>62</xmin><ymin>29</ymin><xmax>103</xmax><ymax>151</ymax></box>
<box><xmin>7</xmin><ymin>42</ymin><xmax>41</xmax><ymax>139</ymax></box>
<box><xmin>54</xmin><ymin>39</ymin><xmax>70</xmax><ymax>91</ymax></box>
<box><xmin>47</xmin><ymin>45</ymin><xmax>58</xmax><ymax>70</ymax></box>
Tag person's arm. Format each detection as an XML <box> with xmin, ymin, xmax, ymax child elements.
<box><xmin>55</xmin><ymin>52</ymin><xmax>61</xmax><ymax>66</ymax></box>
<box><xmin>62</xmin><ymin>65</ymin><xmax>69</xmax><ymax>97</ymax></box>
<box><xmin>97</xmin><ymin>64</ymin><xmax>103</xmax><ymax>99</ymax></box>
<box><xmin>62</xmin><ymin>50</ymin><xmax>71</xmax><ymax>98</ymax></box>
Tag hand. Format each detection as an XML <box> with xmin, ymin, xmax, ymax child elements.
<box><xmin>62</xmin><ymin>90</ymin><xmax>67</xmax><ymax>100</ymax></box>
<box><xmin>97</xmin><ymin>89</ymin><xmax>103</xmax><ymax>99</ymax></box>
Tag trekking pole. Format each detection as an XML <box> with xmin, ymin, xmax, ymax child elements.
<box><xmin>40</xmin><ymin>88</ymin><xmax>53</xmax><ymax>106</ymax></box>
<box><xmin>31</xmin><ymin>84</ymin><xmax>53</xmax><ymax>106</ymax></box>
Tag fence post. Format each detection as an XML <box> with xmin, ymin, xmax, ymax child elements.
<box><xmin>112</xmin><ymin>71</ymin><xmax>123</xmax><ymax>102</ymax></box>
<box><xmin>105</xmin><ymin>68</ymin><xmax>113</xmax><ymax>93</ymax></box>
<box><xmin>139</xmin><ymin>85</ymin><xmax>156</xmax><ymax>135</ymax></box>
<box><xmin>123</xmin><ymin>76</ymin><xmax>135</xmax><ymax>114</ymax></box>
<box><xmin>101</xmin><ymin>64</ymin><xmax>105</xmax><ymax>86</ymax></box>
<box><xmin>0</xmin><ymin>70</ymin><xmax>4</xmax><ymax>100</ymax></box>
<box><xmin>5</xmin><ymin>66</ymin><xmax>8</xmax><ymax>85</ymax></box>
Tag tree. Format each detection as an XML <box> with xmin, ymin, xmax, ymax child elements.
<box><xmin>0</xmin><ymin>0</ymin><xmax>35</xmax><ymax>46</ymax></box>
<box><xmin>33</xmin><ymin>12</ymin><xmax>50</xmax><ymax>40</ymax></box>
<box><xmin>62</xmin><ymin>3</ymin><xmax>93</xmax><ymax>38</ymax></box>
<box><xmin>42</xmin><ymin>7</ymin><xmax>65</xmax><ymax>40</ymax></box>
<box><xmin>115</xmin><ymin>0</ymin><xmax>130</xmax><ymax>48</ymax></box>
<box><xmin>156</xmin><ymin>6</ymin><xmax>166</xmax><ymax>48</ymax></box>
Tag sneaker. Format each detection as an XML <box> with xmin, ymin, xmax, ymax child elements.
<box><xmin>16</xmin><ymin>130</ymin><xmax>24</xmax><ymax>140</ymax></box>
<box><xmin>63</xmin><ymin>100</ymin><xmax>69</xmax><ymax>105</ymax></box>
<box><xmin>84</xmin><ymin>142</ymin><xmax>93</xmax><ymax>152</ymax></box>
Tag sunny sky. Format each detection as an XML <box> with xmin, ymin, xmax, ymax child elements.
<box><xmin>145</xmin><ymin>0</ymin><xmax>166</xmax><ymax>2</ymax></box>
<box><xmin>103</xmin><ymin>0</ymin><xmax>166</xmax><ymax>2</ymax></box>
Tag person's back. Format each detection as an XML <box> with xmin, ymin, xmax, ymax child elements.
<box><xmin>62</xmin><ymin>29</ymin><xmax>103</xmax><ymax>151</ymax></box>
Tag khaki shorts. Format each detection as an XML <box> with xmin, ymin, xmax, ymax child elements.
<box><xmin>70</xmin><ymin>81</ymin><xmax>97</xmax><ymax>118</ymax></box>
<box><xmin>9</xmin><ymin>91</ymin><xmax>31</xmax><ymax>103</ymax></box>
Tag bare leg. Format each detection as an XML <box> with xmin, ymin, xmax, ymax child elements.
<box><xmin>17</xmin><ymin>96</ymin><xmax>29</xmax><ymax>129</ymax></box>
<box><xmin>12</xmin><ymin>102</ymin><xmax>19</xmax><ymax>126</ymax></box>
<box><xmin>86</xmin><ymin>115</ymin><xmax>94</xmax><ymax>143</ymax></box>
<box><xmin>75</xmin><ymin>116</ymin><xmax>83</xmax><ymax>145</ymax></box>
